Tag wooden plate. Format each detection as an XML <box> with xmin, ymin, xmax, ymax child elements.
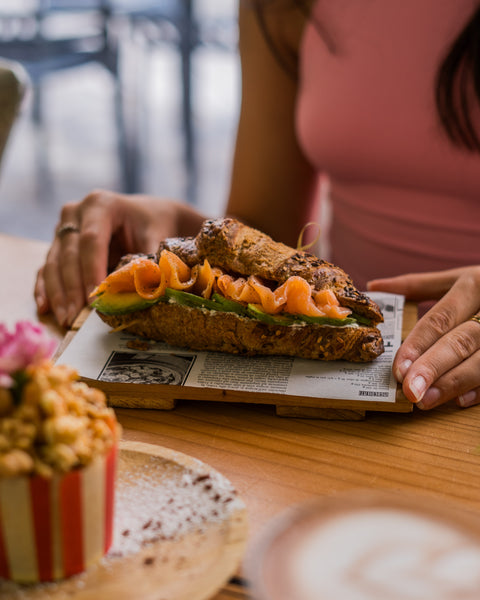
<box><xmin>0</xmin><ymin>441</ymin><xmax>248</xmax><ymax>600</ymax></box>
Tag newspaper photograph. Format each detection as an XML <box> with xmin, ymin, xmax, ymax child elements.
<box><xmin>57</xmin><ymin>292</ymin><xmax>405</xmax><ymax>404</ymax></box>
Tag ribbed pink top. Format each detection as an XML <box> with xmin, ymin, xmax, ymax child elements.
<box><xmin>296</xmin><ymin>0</ymin><xmax>480</xmax><ymax>289</ymax></box>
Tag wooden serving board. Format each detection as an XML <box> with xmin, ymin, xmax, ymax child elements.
<box><xmin>0</xmin><ymin>441</ymin><xmax>248</xmax><ymax>600</ymax></box>
<box><xmin>56</xmin><ymin>303</ymin><xmax>418</xmax><ymax>421</ymax></box>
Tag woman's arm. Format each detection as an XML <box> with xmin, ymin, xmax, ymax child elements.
<box><xmin>226</xmin><ymin>1</ymin><xmax>318</xmax><ymax>248</ymax></box>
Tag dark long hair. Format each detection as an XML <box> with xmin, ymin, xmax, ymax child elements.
<box><xmin>252</xmin><ymin>1</ymin><xmax>480</xmax><ymax>153</ymax></box>
<box><xmin>436</xmin><ymin>5</ymin><xmax>480</xmax><ymax>152</ymax></box>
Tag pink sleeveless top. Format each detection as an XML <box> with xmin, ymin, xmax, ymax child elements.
<box><xmin>296</xmin><ymin>1</ymin><xmax>480</xmax><ymax>289</ymax></box>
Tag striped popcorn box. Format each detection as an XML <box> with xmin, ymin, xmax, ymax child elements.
<box><xmin>0</xmin><ymin>444</ymin><xmax>117</xmax><ymax>583</ymax></box>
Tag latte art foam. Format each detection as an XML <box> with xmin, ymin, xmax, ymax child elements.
<box><xmin>250</xmin><ymin>493</ymin><xmax>480</xmax><ymax>600</ymax></box>
<box><xmin>290</xmin><ymin>509</ymin><xmax>480</xmax><ymax>600</ymax></box>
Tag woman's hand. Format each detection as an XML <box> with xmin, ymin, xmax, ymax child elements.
<box><xmin>35</xmin><ymin>189</ymin><xmax>206</xmax><ymax>327</ymax></box>
<box><xmin>368</xmin><ymin>266</ymin><xmax>480</xmax><ymax>410</ymax></box>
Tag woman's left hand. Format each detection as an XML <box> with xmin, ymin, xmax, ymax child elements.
<box><xmin>368</xmin><ymin>266</ymin><xmax>480</xmax><ymax>410</ymax></box>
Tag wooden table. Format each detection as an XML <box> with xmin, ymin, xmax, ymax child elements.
<box><xmin>4</xmin><ymin>232</ymin><xmax>480</xmax><ymax>600</ymax></box>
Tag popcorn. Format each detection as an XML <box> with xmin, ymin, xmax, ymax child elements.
<box><xmin>0</xmin><ymin>321</ymin><xmax>120</xmax><ymax>583</ymax></box>
<box><xmin>0</xmin><ymin>360</ymin><xmax>119</xmax><ymax>477</ymax></box>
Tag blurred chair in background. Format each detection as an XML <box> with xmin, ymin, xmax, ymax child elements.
<box><xmin>0</xmin><ymin>1</ymin><xmax>238</xmax><ymax>205</ymax></box>
<box><xmin>113</xmin><ymin>0</ymin><xmax>238</xmax><ymax>204</ymax></box>
<box><xmin>0</xmin><ymin>58</ymin><xmax>28</xmax><ymax>175</ymax></box>
<box><xmin>0</xmin><ymin>0</ymin><xmax>133</xmax><ymax>193</ymax></box>
<box><xmin>113</xmin><ymin>0</ymin><xmax>196</xmax><ymax>200</ymax></box>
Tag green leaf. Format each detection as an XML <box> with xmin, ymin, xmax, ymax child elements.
<box><xmin>10</xmin><ymin>370</ymin><xmax>30</xmax><ymax>406</ymax></box>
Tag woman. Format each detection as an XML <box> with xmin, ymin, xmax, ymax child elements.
<box><xmin>35</xmin><ymin>0</ymin><xmax>480</xmax><ymax>412</ymax></box>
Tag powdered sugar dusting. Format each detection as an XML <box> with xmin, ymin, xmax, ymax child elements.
<box><xmin>108</xmin><ymin>450</ymin><xmax>242</xmax><ymax>558</ymax></box>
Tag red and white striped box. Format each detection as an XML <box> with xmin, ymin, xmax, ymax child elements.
<box><xmin>0</xmin><ymin>445</ymin><xmax>117</xmax><ymax>583</ymax></box>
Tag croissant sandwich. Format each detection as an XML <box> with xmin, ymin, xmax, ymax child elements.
<box><xmin>90</xmin><ymin>218</ymin><xmax>384</xmax><ymax>362</ymax></box>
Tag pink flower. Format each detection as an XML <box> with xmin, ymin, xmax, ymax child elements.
<box><xmin>0</xmin><ymin>321</ymin><xmax>57</xmax><ymax>388</ymax></box>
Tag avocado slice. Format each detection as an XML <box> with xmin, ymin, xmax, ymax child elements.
<box><xmin>165</xmin><ymin>288</ymin><xmax>219</xmax><ymax>311</ymax></box>
<box><xmin>296</xmin><ymin>314</ymin><xmax>357</xmax><ymax>326</ymax></box>
<box><xmin>211</xmin><ymin>293</ymin><xmax>249</xmax><ymax>316</ymax></box>
<box><xmin>91</xmin><ymin>292</ymin><xmax>161</xmax><ymax>315</ymax></box>
<box><xmin>349</xmin><ymin>313</ymin><xmax>373</xmax><ymax>326</ymax></box>
<box><xmin>247</xmin><ymin>304</ymin><xmax>356</xmax><ymax>327</ymax></box>
<box><xmin>247</xmin><ymin>304</ymin><xmax>297</xmax><ymax>325</ymax></box>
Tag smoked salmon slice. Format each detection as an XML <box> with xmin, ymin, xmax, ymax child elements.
<box><xmin>314</xmin><ymin>289</ymin><xmax>352</xmax><ymax>319</ymax></box>
<box><xmin>92</xmin><ymin>251</ymin><xmax>194</xmax><ymax>300</ymax></box>
<box><xmin>192</xmin><ymin>259</ymin><xmax>223</xmax><ymax>298</ymax></box>
<box><xmin>283</xmin><ymin>276</ymin><xmax>326</xmax><ymax>317</ymax></box>
<box><xmin>92</xmin><ymin>257</ymin><xmax>154</xmax><ymax>296</ymax></box>
<box><xmin>92</xmin><ymin>252</ymin><xmax>351</xmax><ymax>319</ymax></box>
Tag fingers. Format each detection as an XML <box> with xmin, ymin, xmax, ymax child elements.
<box><xmin>59</xmin><ymin>228</ymin><xmax>88</xmax><ymax>325</ymax></box>
<box><xmin>393</xmin><ymin>268</ymin><xmax>480</xmax><ymax>383</ymax></box>
<box><xmin>35</xmin><ymin>194</ymin><xmax>113</xmax><ymax>327</ymax></box>
<box><xmin>387</xmin><ymin>267</ymin><xmax>480</xmax><ymax>410</ymax></box>
<box><xmin>367</xmin><ymin>267</ymin><xmax>473</xmax><ymax>301</ymax></box>
<box><xmin>34</xmin><ymin>266</ymin><xmax>49</xmax><ymax>315</ymax></box>
<box><xmin>456</xmin><ymin>388</ymin><xmax>480</xmax><ymax>408</ymax></box>
<box><xmin>36</xmin><ymin>203</ymin><xmax>82</xmax><ymax>326</ymax></box>
<box><xmin>37</xmin><ymin>243</ymin><xmax>72</xmax><ymax>326</ymax></box>
<box><xmin>402</xmin><ymin>323</ymin><xmax>480</xmax><ymax>409</ymax></box>
<box><xmin>77</xmin><ymin>193</ymin><xmax>114</xmax><ymax>298</ymax></box>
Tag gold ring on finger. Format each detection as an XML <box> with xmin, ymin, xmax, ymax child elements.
<box><xmin>470</xmin><ymin>314</ymin><xmax>480</xmax><ymax>325</ymax></box>
<box><xmin>56</xmin><ymin>222</ymin><xmax>80</xmax><ymax>239</ymax></box>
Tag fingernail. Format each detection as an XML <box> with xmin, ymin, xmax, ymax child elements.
<box><xmin>67</xmin><ymin>304</ymin><xmax>78</xmax><ymax>326</ymax></box>
<box><xmin>410</xmin><ymin>375</ymin><xmax>427</xmax><ymax>403</ymax></box>
<box><xmin>395</xmin><ymin>359</ymin><xmax>412</xmax><ymax>383</ymax></box>
<box><xmin>55</xmin><ymin>307</ymin><xmax>67</xmax><ymax>327</ymax></box>
<box><xmin>418</xmin><ymin>386</ymin><xmax>441</xmax><ymax>409</ymax></box>
<box><xmin>458</xmin><ymin>390</ymin><xmax>477</xmax><ymax>408</ymax></box>
<box><xmin>35</xmin><ymin>295</ymin><xmax>47</xmax><ymax>314</ymax></box>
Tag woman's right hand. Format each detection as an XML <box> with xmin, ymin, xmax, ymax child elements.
<box><xmin>34</xmin><ymin>189</ymin><xmax>206</xmax><ymax>328</ymax></box>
